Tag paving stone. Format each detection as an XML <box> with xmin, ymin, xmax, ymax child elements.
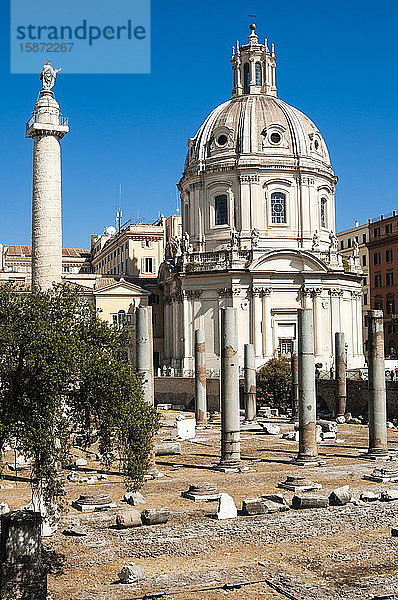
<box><xmin>118</xmin><ymin>563</ymin><xmax>145</xmax><ymax>584</ymax></box>
<box><xmin>216</xmin><ymin>493</ymin><xmax>237</xmax><ymax>520</ymax></box>
<box><xmin>155</xmin><ymin>442</ymin><xmax>182</xmax><ymax>456</ymax></box>
<box><xmin>141</xmin><ymin>509</ymin><xmax>170</xmax><ymax>525</ymax></box>
<box><xmin>74</xmin><ymin>458</ymin><xmax>88</xmax><ymax>467</ymax></box>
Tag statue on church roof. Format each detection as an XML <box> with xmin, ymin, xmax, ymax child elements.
<box><xmin>329</xmin><ymin>230</ymin><xmax>338</xmax><ymax>252</ymax></box>
<box><xmin>251</xmin><ymin>227</ymin><xmax>259</xmax><ymax>248</ymax></box>
<box><xmin>40</xmin><ymin>60</ymin><xmax>62</xmax><ymax>91</ymax></box>
<box><xmin>312</xmin><ymin>230</ymin><xmax>320</xmax><ymax>251</ymax></box>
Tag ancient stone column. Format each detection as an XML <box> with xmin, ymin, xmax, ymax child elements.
<box><xmin>296</xmin><ymin>308</ymin><xmax>318</xmax><ymax>463</ymax></box>
<box><xmin>0</xmin><ymin>510</ymin><xmax>47</xmax><ymax>600</ymax></box>
<box><xmin>135</xmin><ymin>305</ymin><xmax>154</xmax><ymax>406</ymax></box>
<box><xmin>335</xmin><ymin>332</ymin><xmax>347</xmax><ymax>417</ymax></box>
<box><xmin>367</xmin><ymin>310</ymin><xmax>388</xmax><ymax>457</ymax></box>
<box><xmin>243</xmin><ymin>343</ymin><xmax>256</xmax><ymax>422</ymax></box>
<box><xmin>194</xmin><ymin>329</ymin><xmax>207</xmax><ymax>424</ymax></box>
<box><xmin>26</xmin><ymin>84</ymin><xmax>68</xmax><ymax>289</ymax></box>
<box><xmin>217</xmin><ymin>307</ymin><xmax>240</xmax><ymax>469</ymax></box>
<box><xmin>290</xmin><ymin>340</ymin><xmax>299</xmax><ymax>422</ymax></box>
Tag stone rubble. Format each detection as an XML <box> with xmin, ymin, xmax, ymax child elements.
<box><xmin>118</xmin><ymin>563</ymin><xmax>145</xmax><ymax>584</ymax></box>
<box><xmin>116</xmin><ymin>509</ymin><xmax>142</xmax><ymax>529</ymax></box>
<box><xmin>123</xmin><ymin>491</ymin><xmax>146</xmax><ymax>506</ymax></box>
<box><xmin>216</xmin><ymin>493</ymin><xmax>237</xmax><ymax>520</ymax></box>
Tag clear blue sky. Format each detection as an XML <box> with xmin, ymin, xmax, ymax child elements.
<box><xmin>1</xmin><ymin>0</ymin><xmax>397</xmax><ymax>249</ymax></box>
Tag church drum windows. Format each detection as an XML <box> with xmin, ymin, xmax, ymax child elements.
<box><xmin>270</xmin><ymin>191</ymin><xmax>287</xmax><ymax>224</ymax></box>
<box><xmin>214</xmin><ymin>194</ymin><xmax>228</xmax><ymax>226</ymax></box>
<box><xmin>320</xmin><ymin>197</ymin><xmax>328</xmax><ymax>229</ymax></box>
<box><xmin>243</xmin><ymin>63</ymin><xmax>250</xmax><ymax>94</ymax></box>
<box><xmin>255</xmin><ymin>62</ymin><xmax>262</xmax><ymax>86</ymax></box>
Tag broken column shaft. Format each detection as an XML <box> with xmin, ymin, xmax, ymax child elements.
<box><xmin>335</xmin><ymin>332</ymin><xmax>346</xmax><ymax>417</ymax></box>
<box><xmin>296</xmin><ymin>308</ymin><xmax>318</xmax><ymax>463</ymax></box>
<box><xmin>243</xmin><ymin>343</ymin><xmax>257</xmax><ymax>422</ymax></box>
<box><xmin>194</xmin><ymin>329</ymin><xmax>207</xmax><ymax>424</ymax></box>
<box><xmin>367</xmin><ymin>310</ymin><xmax>388</xmax><ymax>457</ymax></box>
<box><xmin>218</xmin><ymin>307</ymin><xmax>241</xmax><ymax>469</ymax></box>
<box><xmin>135</xmin><ymin>305</ymin><xmax>154</xmax><ymax>406</ymax></box>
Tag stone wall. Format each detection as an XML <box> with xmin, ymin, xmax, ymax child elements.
<box><xmin>316</xmin><ymin>380</ymin><xmax>398</xmax><ymax>420</ymax></box>
<box><xmin>155</xmin><ymin>377</ymin><xmax>398</xmax><ymax>420</ymax></box>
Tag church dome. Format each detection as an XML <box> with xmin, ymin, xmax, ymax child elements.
<box><xmin>186</xmin><ymin>94</ymin><xmax>331</xmax><ymax>169</ymax></box>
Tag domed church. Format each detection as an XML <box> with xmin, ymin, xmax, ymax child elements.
<box><xmin>160</xmin><ymin>22</ymin><xmax>364</xmax><ymax>371</ymax></box>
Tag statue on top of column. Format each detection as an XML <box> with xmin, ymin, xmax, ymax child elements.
<box><xmin>40</xmin><ymin>60</ymin><xmax>62</xmax><ymax>91</ymax></box>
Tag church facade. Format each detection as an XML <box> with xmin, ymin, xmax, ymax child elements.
<box><xmin>160</xmin><ymin>23</ymin><xmax>364</xmax><ymax>372</ymax></box>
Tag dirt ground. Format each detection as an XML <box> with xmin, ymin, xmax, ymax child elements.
<box><xmin>2</xmin><ymin>412</ymin><xmax>398</xmax><ymax>600</ymax></box>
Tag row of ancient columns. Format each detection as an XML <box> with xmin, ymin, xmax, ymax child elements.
<box><xmin>136</xmin><ymin>305</ymin><xmax>389</xmax><ymax>471</ymax></box>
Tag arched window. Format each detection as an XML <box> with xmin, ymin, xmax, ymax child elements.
<box><xmin>215</xmin><ymin>194</ymin><xmax>228</xmax><ymax>225</ymax></box>
<box><xmin>271</xmin><ymin>192</ymin><xmax>287</xmax><ymax>224</ymax></box>
<box><xmin>255</xmin><ymin>62</ymin><xmax>262</xmax><ymax>86</ymax></box>
<box><xmin>320</xmin><ymin>197</ymin><xmax>327</xmax><ymax>228</ymax></box>
<box><xmin>243</xmin><ymin>63</ymin><xmax>250</xmax><ymax>94</ymax></box>
<box><xmin>233</xmin><ymin>67</ymin><xmax>237</xmax><ymax>89</ymax></box>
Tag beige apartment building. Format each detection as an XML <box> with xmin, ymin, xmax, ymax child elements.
<box><xmin>0</xmin><ymin>215</ymin><xmax>181</xmax><ymax>369</ymax></box>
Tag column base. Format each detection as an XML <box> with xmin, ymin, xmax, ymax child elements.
<box><xmin>213</xmin><ymin>460</ymin><xmax>248</xmax><ymax>473</ymax></box>
<box><xmin>292</xmin><ymin>457</ymin><xmax>325</xmax><ymax>467</ymax></box>
<box><xmin>359</xmin><ymin>451</ymin><xmax>392</xmax><ymax>461</ymax></box>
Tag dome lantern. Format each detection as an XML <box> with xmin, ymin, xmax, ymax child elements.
<box><xmin>231</xmin><ymin>22</ymin><xmax>277</xmax><ymax>97</ymax></box>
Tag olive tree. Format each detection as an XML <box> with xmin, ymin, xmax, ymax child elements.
<box><xmin>0</xmin><ymin>284</ymin><xmax>159</xmax><ymax>503</ymax></box>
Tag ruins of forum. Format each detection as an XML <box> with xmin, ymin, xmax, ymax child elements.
<box><xmin>16</xmin><ymin>20</ymin><xmax>146</xmax><ymax>46</ymax></box>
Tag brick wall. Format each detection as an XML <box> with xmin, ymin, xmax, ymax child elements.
<box><xmin>156</xmin><ymin>377</ymin><xmax>398</xmax><ymax>420</ymax></box>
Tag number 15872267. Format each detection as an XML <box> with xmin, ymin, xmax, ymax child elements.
<box><xmin>19</xmin><ymin>43</ymin><xmax>75</xmax><ymax>52</ymax></box>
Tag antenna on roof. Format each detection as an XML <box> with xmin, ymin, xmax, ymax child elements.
<box><xmin>116</xmin><ymin>183</ymin><xmax>123</xmax><ymax>232</ymax></box>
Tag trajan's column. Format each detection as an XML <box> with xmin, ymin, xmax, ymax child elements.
<box><xmin>26</xmin><ymin>61</ymin><xmax>69</xmax><ymax>289</ymax></box>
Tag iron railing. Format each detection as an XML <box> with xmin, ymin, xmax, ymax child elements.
<box><xmin>25</xmin><ymin>113</ymin><xmax>69</xmax><ymax>132</ymax></box>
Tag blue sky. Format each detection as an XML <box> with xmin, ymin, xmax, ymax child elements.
<box><xmin>1</xmin><ymin>0</ymin><xmax>397</xmax><ymax>249</ymax></box>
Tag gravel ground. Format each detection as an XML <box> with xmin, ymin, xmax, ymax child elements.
<box><xmin>2</xmin><ymin>415</ymin><xmax>398</xmax><ymax>600</ymax></box>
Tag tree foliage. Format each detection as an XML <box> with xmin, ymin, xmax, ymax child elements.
<box><xmin>0</xmin><ymin>284</ymin><xmax>159</xmax><ymax>503</ymax></box>
<box><xmin>257</xmin><ymin>356</ymin><xmax>292</xmax><ymax>410</ymax></box>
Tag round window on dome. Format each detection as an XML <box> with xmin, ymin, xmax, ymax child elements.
<box><xmin>217</xmin><ymin>134</ymin><xmax>228</xmax><ymax>146</ymax></box>
<box><xmin>270</xmin><ymin>132</ymin><xmax>281</xmax><ymax>144</ymax></box>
